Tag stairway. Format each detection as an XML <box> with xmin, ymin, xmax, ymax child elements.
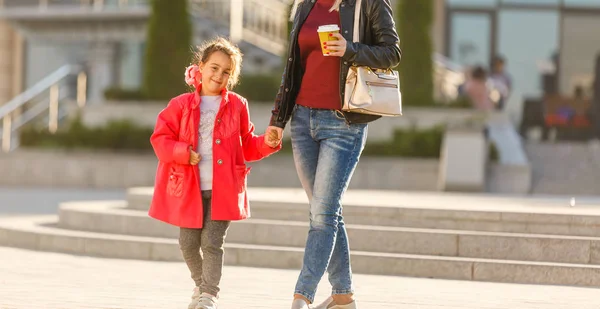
<box><xmin>2</xmin><ymin>187</ymin><xmax>600</xmax><ymax>287</ymax></box>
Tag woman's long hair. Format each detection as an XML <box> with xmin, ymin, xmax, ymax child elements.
<box><xmin>290</xmin><ymin>0</ymin><xmax>343</xmax><ymax>20</ymax></box>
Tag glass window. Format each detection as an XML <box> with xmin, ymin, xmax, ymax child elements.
<box><xmin>496</xmin><ymin>9</ymin><xmax>559</xmax><ymax>98</ymax></box>
<box><xmin>559</xmin><ymin>14</ymin><xmax>600</xmax><ymax>96</ymax></box>
<box><xmin>564</xmin><ymin>0</ymin><xmax>600</xmax><ymax>7</ymax></box>
<box><xmin>448</xmin><ymin>0</ymin><xmax>497</xmax><ymax>8</ymax></box>
<box><xmin>118</xmin><ymin>42</ymin><xmax>144</xmax><ymax>89</ymax></box>
<box><xmin>449</xmin><ymin>13</ymin><xmax>493</xmax><ymax>67</ymax></box>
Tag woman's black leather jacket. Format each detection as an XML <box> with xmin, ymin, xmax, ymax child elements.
<box><xmin>269</xmin><ymin>0</ymin><xmax>402</xmax><ymax>128</ymax></box>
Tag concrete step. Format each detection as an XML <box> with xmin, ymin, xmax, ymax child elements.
<box><xmin>58</xmin><ymin>201</ymin><xmax>600</xmax><ymax>265</ymax></box>
<box><xmin>4</xmin><ymin>215</ymin><xmax>600</xmax><ymax>288</ymax></box>
<box><xmin>126</xmin><ymin>187</ymin><xmax>600</xmax><ymax>237</ymax></box>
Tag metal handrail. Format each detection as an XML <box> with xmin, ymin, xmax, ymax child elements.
<box><xmin>0</xmin><ymin>65</ymin><xmax>78</xmax><ymax>119</ymax></box>
<box><xmin>0</xmin><ymin>64</ymin><xmax>87</xmax><ymax>152</ymax></box>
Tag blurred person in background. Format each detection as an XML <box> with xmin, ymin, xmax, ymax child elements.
<box><xmin>465</xmin><ymin>66</ymin><xmax>494</xmax><ymax>112</ymax></box>
<box><xmin>489</xmin><ymin>55</ymin><xmax>512</xmax><ymax>110</ymax></box>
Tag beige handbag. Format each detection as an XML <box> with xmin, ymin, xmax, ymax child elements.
<box><xmin>343</xmin><ymin>0</ymin><xmax>402</xmax><ymax>117</ymax></box>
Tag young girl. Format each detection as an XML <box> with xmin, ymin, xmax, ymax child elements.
<box><xmin>149</xmin><ymin>37</ymin><xmax>281</xmax><ymax>309</ymax></box>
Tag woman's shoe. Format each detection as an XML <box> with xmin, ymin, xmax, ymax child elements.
<box><xmin>311</xmin><ymin>296</ymin><xmax>334</xmax><ymax>309</ymax></box>
<box><xmin>291</xmin><ymin>298</ymin><xmax>310</xmax><ymax>309</ymax></box>
<box><xmin>329</xmin><ymin>301</ymin><xmax>357</xmax><ymax>309</ymax></box>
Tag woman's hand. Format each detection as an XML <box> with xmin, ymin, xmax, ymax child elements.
<box><xmin>265</xmin><ymin>126</ymin><xmax>283</xmax><ymax>148</ymax></box>
<box><xmin>189</xmin><ymin>146</ymin><xmax>201</xmax><ymax>165</ymax></box>
<box><xmin>325</xmin><ymin>33</ymin><xmax>347</xmax><ymax>57</ymax></box>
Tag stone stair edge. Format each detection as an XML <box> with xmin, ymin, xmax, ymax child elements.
<box><xmin>60</xmin><ymin>200</ymin><xmax>600</xmax><ymax>240</ymax></box>
<box><xmin>5</xmin><ymin>214</ymin><xmax>600</xmax><ymax>269</ymax></box>
<box><xmin>126</xmin><ymin>187</ymin><xmax>600</xmax><ymax>218</ymax></box>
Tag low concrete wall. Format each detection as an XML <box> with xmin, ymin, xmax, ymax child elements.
<box><xmin>0</xmin><ymin>149</ymin><xmax>532</xmax><ymax>194</ymax></box>
<box><xmin>488</xmin><ymin>163</ymin><xmax>532</xmax><ymax>194</ymax></box>
<box><xmin>0</xmin><ymin>149</ymin><xmax>439</xmax><ymax>191</ymax></box>
<box><xmin>81</xmin><ymin>102</ymin><xmax>484</xmax><ymax>142</ymax></box>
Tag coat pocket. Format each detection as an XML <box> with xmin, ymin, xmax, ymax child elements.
<box><xmin>235</xmin><ymin>165</ymin><xmax>251</xmax><ymax>194</ymax></box>
<box><xmin>167</xmin><ymin>169</ymin><xmax>184</xmax><ymax>197</ymax></box>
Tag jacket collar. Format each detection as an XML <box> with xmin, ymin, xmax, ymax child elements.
<box><xmin>193</xmin><ymin>83</ymin><xmax>229</xmax><ymax>109</ymax></box>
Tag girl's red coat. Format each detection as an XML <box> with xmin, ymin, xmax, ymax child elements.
<box><xmin>149</xmin><ymin>87</ymin><xmax>280</xmax><ymax>228</ymax></box>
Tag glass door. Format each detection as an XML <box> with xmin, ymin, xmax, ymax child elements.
<box><xmin>447</xmin><ymin>10</ymin><xmax>496</xmax><ymax>68</ymax></box>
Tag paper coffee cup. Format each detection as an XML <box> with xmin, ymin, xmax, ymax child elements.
<box><xmin>317</xmin><ymin>24</ymin><xmax>340</xmax><ymax>56</ymax></box>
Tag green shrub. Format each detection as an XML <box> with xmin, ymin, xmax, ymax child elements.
<box><xmin>362</xmin><ymin>126</ymin><xmax>444</xmax><ymax>158</ymax></box>
<box><xmin>234</xmin><ymin>74</ymin><xmax>281</xmax><ymax>103</ymax></box>
<box><xmin>443</xmin><ymin>96</ymin><xmax>473</xmax><ymax>109</ymax></box>
<box><xmin>104</xmin><ymin>87</ymin><xmax>147</xmax><ymax>101</ymax></box>
<box><xmin>142</xmin><ymin>0</ymin><xmax>192</xmax><ymax>100</ymax></box>
<box><xmin>277</xmin><ymin>126</ymin><xmax>444</xmax><ymax>158</ymax></box>
<box><xmin>20</xmin><ymin>117</ymin><xmax>153</xmax><ymax>153</ymax></box>
<box><xmin>19</xmin><ymin>118</ymin><xmax>499</xmax><ymax>161</ymax></box>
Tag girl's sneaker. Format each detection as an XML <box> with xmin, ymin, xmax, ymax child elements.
<box><xmin>195</xmin><ymin>293</ymin><xmax>218</xmax><ymax>309</ymax></box>
<box><xmin>188</xmin><ymin>287</ymin><xmax>200</xmax><ymax>309</ymax></box>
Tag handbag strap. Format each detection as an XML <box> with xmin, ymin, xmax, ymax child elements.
<box><xmin>352</xmin><ymin>0</ymin><xmax>362</xmax><ymax>43</ymax></box>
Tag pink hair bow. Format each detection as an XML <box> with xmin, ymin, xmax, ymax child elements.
<box><xmin>184</xmin><ymin>64</ymin><xmax>200</xmax><ymax>87</ymax></box>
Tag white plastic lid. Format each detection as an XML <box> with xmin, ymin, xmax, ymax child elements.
<box><xmin>317</xmin><ymin>24</ymin><xmax>340</xmax><ymax>32</ymax></box>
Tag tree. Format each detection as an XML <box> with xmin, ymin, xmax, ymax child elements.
<box><xmin>395</xmin><ymin>0</ymin><xmax>434</xmax><ymax>106</ymax></box>
<box><xmin>142</xmin><ymin>0</ymin><xmax>192</xmax><ymax>100</ymax></box>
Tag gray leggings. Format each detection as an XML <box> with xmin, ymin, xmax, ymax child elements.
<box><xmin>179</xmin><ymin>190</ymin><xmax>231</xmax><ymax>297</ymax></box>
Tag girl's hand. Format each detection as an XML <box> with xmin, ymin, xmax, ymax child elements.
<box><xmin>265</xmin><ymin>126</ymin><xmax>283</xmax><ymax>148</ymax></box>
<box><xmin>325</xmin><ymin>33</ymin><xmax>347</xmax><ymax>57</ymax></box>
<box><xmin>189</xmin><ymin>146</ymin><xmax>201</xmax><ymax>165</ymax></box>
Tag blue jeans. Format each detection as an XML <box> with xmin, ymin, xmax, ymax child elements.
<box><xmin>290</xmin><ymin>105</ymin><xmax>368</xmax><ymax>303</ymax></box>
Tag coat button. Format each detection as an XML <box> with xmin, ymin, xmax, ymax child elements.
<box><xmin>344</xmin><ymin>61</ymin><xmax>348</xmax><ymax>65</ymax></box>
<box><xmin>344</xmin><ymin>30</ymin><xmax>348</xmax><ymax>34</ymax></box>
<box><xmin>217</xmin><ymin>159</ymin><xmax>223</xmax><ymax>165</ymax></box>
<box><xmin>285</xmin><ymin>88</ymin><xmax>289</xmax><ymax>92</ymax></box>
<box><xmin>341</xmin><ymin>3</ymin><xmax>345</xmax><ymax>7</ymax></box>
<box><xmin>215</xmin><ymin>139</ymin><xmax>221</xmax><ymax>145</ymax></box>
<box><xmin>217</xmin><ymin>119</ymin><xmax>221</xmax><ymax>123</ymax></box>
<box><xmin>288</xmin><ymin>57</ymin><xmax>292</xmax><ymax>61</ymax></box>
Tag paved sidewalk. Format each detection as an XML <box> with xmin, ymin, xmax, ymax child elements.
<box><xmin>1</xmin><ymin>247</ymin><xmax>600</xmax><ymax>309</ymax></box>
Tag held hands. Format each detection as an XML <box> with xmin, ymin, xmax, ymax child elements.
<box><xmin>325</xmin><ymin>33</ymin><xmax>347</xmax><ymax>57</ymax></box>
<box><xmin>189</xmin><ymin>146</ymin><xmax>201</xmax><ymax>165</ymax></box>
<box><xmin>265</xmin><ymin>126</ymin><xmax>283</xmax><ymax>148</ymax></box>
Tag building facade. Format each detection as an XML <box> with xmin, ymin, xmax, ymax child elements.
<box><xmin>441</xmin><ymin>0</ymin><xmax>600</xmax><ymax>100</ymax></box>
<box><xmin>0</xmin><ymin>0</ymin><xmax>599</xmax><ymax>108</ymax></box>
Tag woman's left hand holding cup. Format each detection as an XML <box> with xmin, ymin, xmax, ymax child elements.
<box><xmin>325</xmin><ymin>33</ymin><xmax>347</xmax><ymax>57</ymax></box>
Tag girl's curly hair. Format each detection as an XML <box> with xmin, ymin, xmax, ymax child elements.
<box><xmin>194</xmin><ymin>37</ymin><xmax>243</xmax><ymax>89</ymax></box>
